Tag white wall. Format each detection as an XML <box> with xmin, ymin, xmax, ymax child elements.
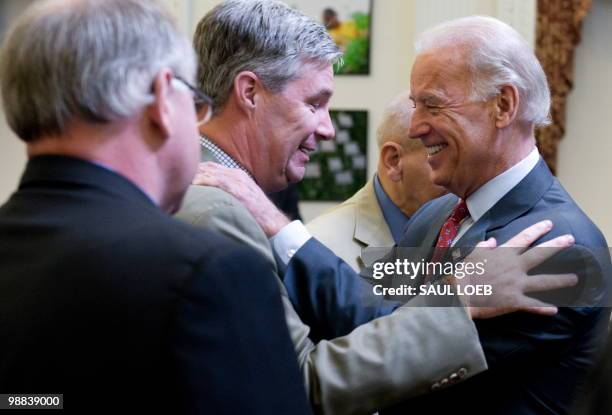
<box><xmin>557</xmin><ymin>0</ymin><xmax>612</xmax><ymax>242</ymax></box>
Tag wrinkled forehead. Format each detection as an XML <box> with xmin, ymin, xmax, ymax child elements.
<box><xmin>410</xmin><ymin>47</ymin><xmax>472</xmax><ymax>100</ymax></box>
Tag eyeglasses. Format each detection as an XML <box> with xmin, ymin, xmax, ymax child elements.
<box><xmin>174</xmin><ymin>76</ymin><xmax>214</xmax><ymax>126</ymax></box>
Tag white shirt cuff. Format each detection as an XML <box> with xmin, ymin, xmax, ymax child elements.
<box><xmin>270</xmin><ymin>220</ymin><xmax>311</xmax><ymax>272</ymax></box>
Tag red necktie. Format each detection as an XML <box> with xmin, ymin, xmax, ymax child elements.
<box><xmin>431</xmin><ymin>199</ymin><xmax>469</xmax><ymax>263</ymax></box>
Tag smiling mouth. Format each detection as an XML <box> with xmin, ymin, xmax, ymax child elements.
<box><xmin>299</xmin><ymin>145</ymin><xmax>315</xmax><ymax>155</ymax></box>
<box><xmin>426</xmin><ymin>144</ymin><xmax>448</xmax><ymax>156</ymax></box>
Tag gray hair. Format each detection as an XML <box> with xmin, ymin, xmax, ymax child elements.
<box><xmin>193</xmin><ymin>0</ymin><xmax>342</xmax><ymax>113</ymax></box>
<box><xmin>0</xmin><ymin>0</ymin><xmax>196</xmax><ymax>142</ymax></box>
<box><xmin>415</xmin><ymin>16</ymin><xmax>551</xmax><ymax>127</ymax></box>
<box><xmin>377</xmin><ymin>91</ymin><xmax>420</xmax><ymax>151</ymax></box>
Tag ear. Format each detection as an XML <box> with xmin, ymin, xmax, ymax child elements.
<box><xmin>147</xmin><ymin>69</ymin><xmax>174</xmax><ymax>139</ymax></box>
<box><xmin>380</xmin><ymin>142</ymin><xmax>404</xmax><ymax>182</ymax></box>
<box><xmin>494</xmin><ymin>84</ymin><xmax>520</xmax><ymax>128</ymax></box>
<box><xmin>232</xmin><ymin>71</ymin><xmax>261</xmax><ymax>115</ymax></box>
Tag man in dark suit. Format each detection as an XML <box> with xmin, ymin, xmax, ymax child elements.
<box><xmin>0</xmin><ymin>1</ymin><xmax>311</xmax><ymax>414</ymax></box>
<box><xmin>382</xmin><ymin>16</ymin><xmax>611</xmax><ymax>415</ymax></box>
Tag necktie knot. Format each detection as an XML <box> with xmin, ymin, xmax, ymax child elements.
<box><xmin>433</xmin><ymin>199</ymin><xmax>469</xmax><ymax>258</ymax></box>
<box><xmin>449</xmin><ymin>199</ymin><xmax>469</xmax><ymax>224</ymax></box>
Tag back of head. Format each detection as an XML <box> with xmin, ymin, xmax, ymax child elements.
<box><xmin>415</xmin><ymin>16</ymin><xmax>551</xmax><ymax>127</ymax></box>
<box><xmin>193</xmin><ymin>0</ymin><xmax>342</xmax><ymax>113</ymax></box>
<box><xmin>0</xmin><ymin>0</ymin><xmax>196</xmax><ymax>142</ymax></box>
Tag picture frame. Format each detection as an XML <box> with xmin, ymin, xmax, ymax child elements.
<box><xmin>288</xmin><ymin>0</ymin><xmax>372</xmax><ymax>75</ymax></box>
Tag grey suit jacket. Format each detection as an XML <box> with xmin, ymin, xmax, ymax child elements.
<box><xmin>175</xmin><ymin>146</ymin><xmax>487</xmax><ymax>415</ymax></box>
<box><xmin>307</xmin><ymin>179</ymin><xmax>394</xmax><ymax>272</ymax></box>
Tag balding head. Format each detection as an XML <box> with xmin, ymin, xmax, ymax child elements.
<box><xmin>376</xmin><ymin>91</ymin><xmax>422</xmax><ymax>154</ymax></box>
<box><xmin>377</xmin><ymin>91</ymin><xmax>446</xmax><ymax>217</ymax></box>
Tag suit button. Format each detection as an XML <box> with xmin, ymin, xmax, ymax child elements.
<box><xmin>449</xmin><ymin>373</ymin><xmax>459</xmax><ymax>383</ymax></box>
<box><xmin>457</xmin><ymin>368</ymin><xmax>468</xmax><ymax>378</ymax></box>
<box><xmin>440</xmin><ymin>378</ymin><xmax>449</xmax><ymax>388</ymax></box>
<box><xmin>431</xmin><ymin>382</ymin><xmax>440</xmax><ymax>391</ymax></box>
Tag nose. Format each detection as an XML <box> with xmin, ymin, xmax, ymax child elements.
<box><xmin>316</xmin><ymin>110</ymin><xmax>335</xmax><ymax>141</ymax></box>
<box><xmin>408</xmin><ymin>108</ymin><xmax>431</xmax><ymax>140</ymax></box>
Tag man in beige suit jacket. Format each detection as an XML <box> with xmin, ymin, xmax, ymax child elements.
<box><xmin>308</xmin><ymin>92</ymin><xmax>445</xmax><ymax>272</ymax></box>
<box><xmin>179</xmin><ymin>143</ymin><xmax>487</xmax><ymax>415</ymax></box>
<box><xmin>177</xmin><ymin>1</ymin><xmax>575</xmax><ymax>414</ymax></box>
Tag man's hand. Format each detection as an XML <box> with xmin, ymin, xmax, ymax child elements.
<box><xmin>456</xmin><ymin>220</ymin><xmax>577</xmax><ymax>319</ymax></box>
<box><xmin>192</xmin><ymin>162</ymin><xmax>290</xmax><ymax>237</ymax></box>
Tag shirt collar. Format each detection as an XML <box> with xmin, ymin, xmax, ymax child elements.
<box><xmin>373</xmin><ymin>174</ymin><xmax>410</xmax><ymax>244</ymax></box>
<box><xmin>199</xmin><ymin>136</ymin><xmax>254</xmax><ymax>180</ymax></box>
<box><xmin>466</xmin><ymin>147</ymin><xmax>540</xmax><ymax>222</ymax></box>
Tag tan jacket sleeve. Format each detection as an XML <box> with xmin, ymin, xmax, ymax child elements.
<box><xmin>175</xmin><ymin>185</ymin><xmax>487</xmax><ymax>415</ymax></box>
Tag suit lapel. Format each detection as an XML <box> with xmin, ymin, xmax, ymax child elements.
<box><xmin>453</xmin><ymin>215</ymin><xmax>490</xmax><ymax>252</ymax></box>
<box><xmin>399</xmin><ymin>195</ymin><xmax>459</xmax><ymax>247</ymax></box>
<box><xmin>354</xmin><ymin>180</ymin><xmax>394</xmax><ymax>247</ymax></box>
<box><xmin>454</xmin><ymin>158</ymin><xmax>554</xmax><ymax>249</ymax></box>
<box><xmin>353</xmin><ymin>179</ymin><xmax>395</xmax><ymax>267</ymax></box>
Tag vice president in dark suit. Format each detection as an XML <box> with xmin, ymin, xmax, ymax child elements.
<box><xmin>389</xmin><ymin>16</ymin><xmax>611</xmax><ymax>414</ymax></box>
<box><xmin>0</xmin><ymin>1</ymin><xmax>311</xmax><ymax>413</ymax></box>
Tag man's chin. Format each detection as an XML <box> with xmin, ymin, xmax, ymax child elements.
<box><xmin>431</xmin><ymin>173</ymin><xmax>450</xmax><ymax>192</ymax></box>
<box><xmin>265</xmin><ymin>167</ymin><xmax>305</xmax><ymax>193</ymax></box>
<box><xmin>286</xmin><ymin>168</ymin><xmax>305</xmax><ymax>185</ymax></box>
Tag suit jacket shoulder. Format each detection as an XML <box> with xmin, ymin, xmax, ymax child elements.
<box><xmin>177</xmin><ymin>184</ymin><xmax>276</xmax><ymax>267</ymax></box>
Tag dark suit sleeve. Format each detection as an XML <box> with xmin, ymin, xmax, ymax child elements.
<box><xmin>171</xmin><ymin>242</ymin><xmax>312</xmax><ymax>415</ymax></box>
<box><xmin>283</xmin><ymin>238</ymin><xmax>400</xmax><ymax>341</ymax></box>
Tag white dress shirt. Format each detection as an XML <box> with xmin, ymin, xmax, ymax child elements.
<box><xmin>451</xmin><ymin>147</ymin><xmax>540</xmax><ymax>246</ymax></box>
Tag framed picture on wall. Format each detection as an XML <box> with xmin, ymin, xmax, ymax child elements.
<box><xmin>299</xmin><ymin>110</ymin><xmax>368</xmax><ymax>201</ymax></box>
<box><xmin>287</xmin><ymin>0</ymin><xmax>372</xmax><ymax>75</ymax></box>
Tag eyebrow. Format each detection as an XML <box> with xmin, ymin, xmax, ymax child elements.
<box><xmin>413</xmin><ymin>91</ymin><xmax>446</xmax><ymax>104</ymax></box>
<box><xmin>307</xmin><ymin>89</ymin><xmax>333</xmax><ymax>102</ymax></box>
